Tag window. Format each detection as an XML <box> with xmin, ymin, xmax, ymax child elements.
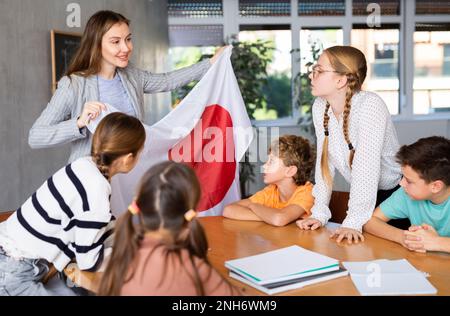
<box><xmin>168</xmin><ymin>0</ymin><xmax>223</xmax><ymax>18</ymax></box>
<box><xmin>299</xmin><ymin>28</ymin><xmax>344</xmax><ymax>114</ymax></box>
<box><xmin>239</xmin><ymin>0</ymin><xmax>291</xmax><ymax>17</ymax></box>
<box><xmin>169</xmin><ymin>25</ymin><xmax>224</xmax><ymax>47</ymax></box>
<box><xmin>298</xmin><ymin>0</ymin><xmax>346</xmax><ymax>16</ymax></box>
<box><xmin>352</xmin><ymin>0</ymin><xmax>400</xmax><ymax>16</ymax></box>
<box><xmin>167</xmin><ymin>0</ymin><xmax>450</xmax><ymax>121</ymax></box>
<box><xmin>300</xmin><ymin>28</ymin><xmax>344</xmax><ymax>72</ymax></box>
<box><xmin>239</xmin><ymin>25</ymin><xmax>292</xmax><ymax>120</ymax></box>
<box><xmin>415</xmin><ymin>0</ymin><xmax>450</xmax><ymax>15</ymax></box>
<box><xmin>168</xmin><ymin>24</ymin><xmax>224</xmax><ymax>105</ymax></box>
<box><xmin>413</xmin><ymin>23</ymin><xmax>450</xmax><ymax>114</ymax></box>
<box><xmin>352</xmin><ymin>25</ymin><xmax>400</xmax><ymax>115</ymax></box>
<box><xmin>444</xmin><ymin>44</ymin><xmax>450</xmax><ymax>76</ymax></box>
<box><xmin>169</xmin><ymin>45</ymin><xmax>217</xmax><ymax>106</ymax></box>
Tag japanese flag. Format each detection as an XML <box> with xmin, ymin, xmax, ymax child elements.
<box><xmin>89</xmin><ymin>46</ymin><xmax>253</xmax><ymax>217</ymax></box>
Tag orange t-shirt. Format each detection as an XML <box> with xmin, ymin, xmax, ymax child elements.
<box><xmin>249</xmin><ymin>182</ymin><xmax>314</xmax><ymax>219</ymax></box>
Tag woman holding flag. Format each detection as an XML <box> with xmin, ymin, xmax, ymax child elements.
<box><xmin>29</xmin><ymin>10</ymin><xmax>225</xmax><ymax>163</ymax></box>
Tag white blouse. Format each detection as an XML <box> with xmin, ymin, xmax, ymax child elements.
<box><xmin>311</xmin><ymin>91</ymin><xmax>402</xmax><ymax>232</ymax></box>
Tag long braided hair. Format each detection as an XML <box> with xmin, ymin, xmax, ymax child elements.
<box><xmin>320</xmin><ymin>46</ymin><xmax>367</xmax><ymax>187</ymax></box>
<box><xmin>91</xmin><ymin>112</ymin><xmax>146</xmax><ymax>180</ymax></box>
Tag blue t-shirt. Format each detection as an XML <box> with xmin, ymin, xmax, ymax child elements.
<box><xmin>380</xmin><ymin>187</ymin><xmax>450</xmax><ymax>237</ymax></box>
<box><xmin>98</xmin><ymin>73</ymin><xmax>136</xmax><ymax>116</ymax></box>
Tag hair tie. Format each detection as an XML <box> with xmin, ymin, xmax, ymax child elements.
<box><xmin>348</xmin><ymin>143</ymin><xmax>354</xmax><ymax>151</ymax></box>
<box><xmin>128</xmin><ymin>200</ymin><xmax>140</xmax><ymax>215</ymax></box>
<box><xmin>324</xmin><ymin>131</ymin><xmax>329</xmax><ymax>137</ymax></box>
<box><xmin>184</xmin><ymin>209</ymin><xmax>197</xmax><ymax>222</ymax></box>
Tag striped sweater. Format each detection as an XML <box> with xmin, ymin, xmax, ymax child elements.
<box><xmin>0</xmin><ymin>157</ymin><xmax>114</xmax><ymax>272</ymax></box>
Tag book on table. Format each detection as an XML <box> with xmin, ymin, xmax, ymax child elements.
<box><xmin>225</xmin><ymin>245</ymin><xmax>348</xmax><ymax>294</ymax></box>
<box><xmin>342</xmin><ymin>259</ymin><xmax>437</xmax><ymax>296</ymax></box>
<box><xmin>230</xmin><ymin>267</ymin><xmax>349</xmax><ymax>295</ymax></box>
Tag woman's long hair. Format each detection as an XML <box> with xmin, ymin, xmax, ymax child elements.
<box><xmin>98</xmin><ymin>162</ymin><xmax>232</xmax><ymax>296</ymax></box>
<box><xmin>66</xmin><ymin>10</ymin><xmax>130</xmax><ymax>78</ymax></box>
<box><xmin>91</xmin><ymin>112</ymin><xmax>145</xmax><ymax>180</ymax></box>
<box><xmin>320</xmin><ymin>46</ymin><xmax>367</xmax><ymax>187</ymax></box>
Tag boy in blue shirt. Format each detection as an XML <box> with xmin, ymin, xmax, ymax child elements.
<box><xmin>364</xmin><ymin>136</ymin><xmax>450</xmax><ymax>253</ymax></box>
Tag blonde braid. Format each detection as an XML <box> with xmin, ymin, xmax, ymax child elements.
<box><xmin>320</xmin><ymin>102</ymin><xmax>333</xmax><ymax>187</ymax></box>
<box><xmin>343</xmin><ymin>74</ymin><xmax>358</xmax><ymax>168</ymax></box>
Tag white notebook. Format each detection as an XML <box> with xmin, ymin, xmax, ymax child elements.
<box><xmin>225</xmin><ymin>245</ymin><xmax>340</xmax><ymax>285</ymax></box>
<box><xmin>230</xmin><ymin>268</ymin><xmax>349</xmax><ymax>295</ymax></box>
<box><xmin>343</xmin><ymin>259</ymin><xmax>437</xmax><ymax>296</ymax></box>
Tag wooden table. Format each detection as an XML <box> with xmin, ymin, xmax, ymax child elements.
<box><xmin>66</xmin><ymin>216</ymin><xmax>450</xmax><ymax>295</ymax></box>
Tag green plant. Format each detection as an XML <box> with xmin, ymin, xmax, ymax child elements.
<box><xmin>228</xmin><ymin>37</ymin><xmax>275</xmax><ymax>119</ymax></box>
<box><xmin>263</xmin><ymin>73</ymin><xmax>292</xmax><ymax>118</ymax></box>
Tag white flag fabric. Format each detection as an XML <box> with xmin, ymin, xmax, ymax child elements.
<box><xmin>88</xmin><ymin>46</ymin><xmax>253</xmax><ymax>217</ymax></box>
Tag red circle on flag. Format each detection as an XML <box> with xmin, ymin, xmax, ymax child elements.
<box><xmin>168</xmin><ymin>104</ymin><xmax>237</xmax><ymax>212</ymax></box>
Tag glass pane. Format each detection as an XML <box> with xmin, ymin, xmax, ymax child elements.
<box><xmin>169</xmin><ymin>46</ymin><xmax>217</xmax><ymax>105</ymax></box>
<box><xmin>353</xmin><ymin>0</ymin><xmax>400</xmax><ymax>16</ymax></box>
<box><xmin>351</xmin><ymin>25</ymin><xmax>400</xmax><ymax>115</ymax></box>
<box><xmin>169</xmin><ymin>25</ymin><xmax>224</xmax><ymax>47</ymax></box>
<box><xmin>239</xmin><ymin>0</ymin><xmax>291</xmax><ymax>17</ymax></box>
<box><xmin>239</xmin><ymin>27</ymin><xmax>292</xmax><ymax>120</ymax></box>
<box><xmin>298</xmin><ymin>0</ymin><xmax>345</xmax><ymax>16</ymax></box>
<box><xmin>414</xmin><ymin>23</ymin><xmax>450</xmax><ymax>114</ymax></box>
<box><xmin>299</xmin><ymin>29</ymin><xmax>344</xmax><ymax>115</ymax></box>
<box><xmin>416</xmin><ymin>0</ymin><xmax>450</xmax><ymax>15</ymax></box>
<box><xmin>168</xmin><ymin>0</ymin><xmax>223</xmax><ymax>18</ymax></box>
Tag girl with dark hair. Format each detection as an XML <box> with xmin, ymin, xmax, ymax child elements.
<box><xmin>0</xmin><ymin>113</ymin><xmax>145</xmax><ymax>296</ymax></box>
<box><xmin>98</xmin><ymin>161</ymin><xmax>242</xmax><ymax>296</ymax></box>
<box><xmin>29</xmin><ymin>10</ymin><xmax>225</xmax><ymax>163</ymax></box>
<box><xmin>296</xmin><ymin>46</ymin><xmax>402</xmax><ymax>243</ymax></box>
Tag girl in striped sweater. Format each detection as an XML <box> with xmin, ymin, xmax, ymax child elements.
<box><xmin>0</xmin><ymin>112</ymin><xmax>145</xmax><ymax>296</ymax></box>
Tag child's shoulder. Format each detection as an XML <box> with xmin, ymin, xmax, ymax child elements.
<box><xmin>261</xmin><ymin>184</ymin><xmax>278</xmax><ymax>193</ymax></box>
<box><xmin>384</xmin><ymin>186</ymin><xmax>413</xmax><ymax>205</ymax></box>
<box><xmin>71</xmin><ymin>156</ymin><xmax>98</xmax><ymax>171</ymax></box>
<box><xmin>355</xmin><ymin>91</ymin><xmax>389</xmax><ymax>113</ymax></box>
<box><xmin>68</xmin><ymin>157</ymin><xmax>110</xmax><ymax>187</ymax></box>
<box><xmin>312</xmin><ymin>97</ymin><xmax>328</xmax><ymax>114</ymax></box>
<box><xmin>294</xmin><ymin>181</ymin><xmax>314</xmax><ymax>193</ymax></box>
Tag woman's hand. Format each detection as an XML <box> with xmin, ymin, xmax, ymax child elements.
<box><xmin>330</xmin><ymin>227</ymin><xmax>365</xmax><ymax>244</ymax></box>
<box><xmin>210</xmin><ymin>45</ymin><xmax>229</xmax><ymax>65</ymax></box>
<box><xmin>296</xmin><ymin>218</ymin><xmax>323</xmax><ymax>231</ymax></box>
<box><xmin>77</xmin><ymin>101</ymin><xmax>107</xmax><ymax>129</ymax></box>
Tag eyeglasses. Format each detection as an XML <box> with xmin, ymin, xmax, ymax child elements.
<box><xmin>307</xmin><ymin>64</ymin><xmax>338</xmax><ymax>79</ymax></box>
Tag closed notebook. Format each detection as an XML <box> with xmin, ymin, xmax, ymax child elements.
<box><xmin>225</xmin><ymin>245</ymin><xmax>340</xmax><ymax>285</ymax></box>
<box><xmin>230</xmin><ymin>267</ymin><xmax>349</xmax><ymax>295</ymax></box>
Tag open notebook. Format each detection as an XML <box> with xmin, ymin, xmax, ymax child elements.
<box><xmin>225</xmin><ymin>245</ymin><xmax>340</xmax><ymax>286</ymax></box>
<box><xmin>343</xmin><ymin>259</ymin><xmax>437</xmax><ymax>296</ymax></box>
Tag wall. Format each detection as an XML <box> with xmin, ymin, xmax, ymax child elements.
<box><xmin>0</xmin><ymin>0</ymin><xmax>170</xmax><ymax>211</ymax></box>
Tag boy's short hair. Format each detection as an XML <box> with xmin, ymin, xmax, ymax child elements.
<box><xmin>396</xmin><ymin>136</ymin><xmax>450</xmax><ymax>185</ymax></box>
<box><xmin>270</xmin><ymin>135</ymin><xmax>315</xmax><ymax>186</ymax></box>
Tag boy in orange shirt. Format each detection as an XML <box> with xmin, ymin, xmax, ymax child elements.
<box><xmin>223</xmin><ymin>135</ymin><xmax>315</xmax><ymax>227</ymax></box>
